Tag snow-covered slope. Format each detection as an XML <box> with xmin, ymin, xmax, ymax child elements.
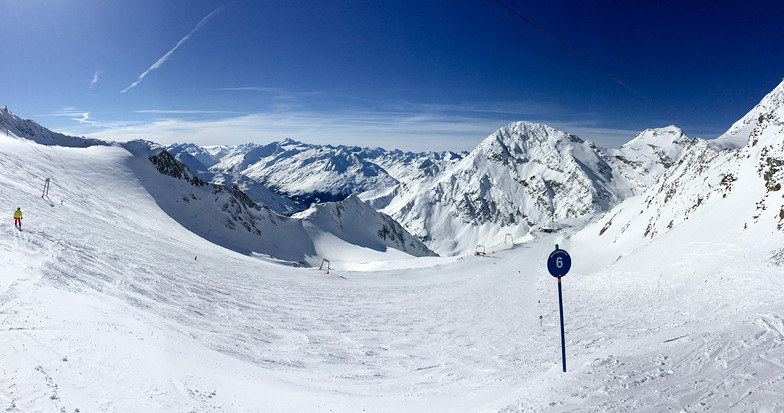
<box><xmin>574</xmin><ymin>79</ymin><xmax>784</xmax><ymax>267</ymax></box>
<box><xmin>711</xmin><ymin>79</ymin><xmax>784</xmax><ymax>150</ymax></box>
<box><xmin>130</xmin><ymin>144</ymin><xmax>312</xmax><ymax>262</ymax></box>
<box><xmin>125</xmin><ymin>143</ymin><xmax>433</xmax><ymax>265</ymax></box>
<box><xmin>293</xmin><ymin>194</ymin><xmax>436</xmax><ymax>261</ymax></box>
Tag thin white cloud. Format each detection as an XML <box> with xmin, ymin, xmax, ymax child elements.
<box><xmin>219</xmin><ymin>86</ymin><xmax>325</xmax><ymax>101</ymax></box>
<box><xmin>121</xmin><ymin>6</ymin><xmax>224</xmax><ymax>93</ymax></box>
<box><xmin>135</xmin><ymin>109</ymin><xmax>243</xmax><ymax>115</ymax></box>
<box><xmin>74</xmin><ymin>112</ymin><xmax>91</xmax><ymax>124</ymax></box>
<box><xmin>40</xmin><ymin>108</ymin><xmax>89</xmax><ymax>118</ymax></box>
<box><xmin>58</xmin><ymin>94</ymin><xmax>640</xmax><ymax>151</ymax></box>
<box><xmin>81</xmin><ymin>107</ymin><xmax>641</xmax><ymax>152</ymax></box>
<box><xmin>90</xmin><ymin>71</ymin><xmax>103</xmax><ymax>89</ymax></box>
<box><xmin>83</xmin><ymin>111</ymin><xmax>489</xmax><ymax>152</ymax></box>
<box><xmin>218</xmin><ymin>87</ymin><xmax>284</xmax><ymax>93</ymax></box>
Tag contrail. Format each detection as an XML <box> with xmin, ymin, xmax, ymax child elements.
<box><xmin>121</xmin><ymin>6</ymin><xmax>224</xmax><ymax>93</ymax></box>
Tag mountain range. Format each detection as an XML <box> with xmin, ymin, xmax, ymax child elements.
<box><xmin>2</xmin><ymin>79</ymin><xmax>783</xmax><ymax>263</ymax></box>
<box><xmin>164</xmin><ymin>116</ymin><xmax>705</xmax><ymax>256</ymax></box>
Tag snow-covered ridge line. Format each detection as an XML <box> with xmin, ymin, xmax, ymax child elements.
<box><xmin>169</xmin><ymin>120</ymin><xmax>710</xmax><ymax>256</ymax></box>
<box><xmin>0</xmin><ymin>106</ymin><xmax>107</xmax><ymax>147</ymax></box>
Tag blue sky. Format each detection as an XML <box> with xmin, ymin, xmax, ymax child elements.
<box><xmin>2</xmin><ymin>0</ymin><xmax>783</xmax><ymax>152</ymax></box>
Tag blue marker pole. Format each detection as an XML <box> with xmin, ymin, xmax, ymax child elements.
<box><xmin>547</xmin><ymin>245</ymin><xmax>571</xmax><ymax>373</ymax></box>
<box><xmin>557</xmin><ymin>276</ymin><xmax>566</xmax><ymax>372</ymax></box>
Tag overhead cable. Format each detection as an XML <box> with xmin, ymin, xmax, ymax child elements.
<box><xmin>493</xmin><ymin>0</ymin><xmax>707</xmax><ymax>133</ymax></box>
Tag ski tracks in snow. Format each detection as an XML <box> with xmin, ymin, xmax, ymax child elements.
<box><xmin>496</xmin><ymin>236</ymin><xmax>784</xmax><ymax>412</ymax></box>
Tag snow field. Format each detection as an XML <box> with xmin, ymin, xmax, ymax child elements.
<box><xmin>1</xmin><ymin>133</ymin><xmax>784</xmax><ymax>412</ymax></box>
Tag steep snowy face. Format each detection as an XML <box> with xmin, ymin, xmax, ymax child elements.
<box><xmin>0</xmin><ymin>107</ymin><xmax>105</xmax><ymax>147</ymax></box>
<box><xmin>137</xmin><ymin>147</ymin><xmax>298</xmax><ymax>257</ymax></box>
<box><xmin>577</xmin><ymin>79</ymin><xmax>784</xmax><ymax>261</ymax></box>
<box><xmin>382</xmin><ymin>121</ymin><xmax>627</xmax><ymax>255</ymax></box>
<box><xmin>606</xmin><ymin>126</ymin><xmax>697</xmax><ymax>192</ymax></box>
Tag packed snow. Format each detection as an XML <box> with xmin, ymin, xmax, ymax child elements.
<box><xmin>1</xmin><ymin>81</ymin><xmax>784</xmax><ymax>412</ymax></box>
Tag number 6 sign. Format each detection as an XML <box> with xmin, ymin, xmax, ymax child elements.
<box><xmin>547</xmin><ymin>248</ymin><xmax>571</xmax><ymax>278</ymax></box>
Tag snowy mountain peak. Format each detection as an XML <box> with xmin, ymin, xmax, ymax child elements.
<box><xmin>607</xmin><ymin>126</ymin><xmax>696</xmax><ymax>191</ymax></box>
<box><xmin>477</xmin><ymin>121</ymin><xmax>582</xmax><ymax>160</ymax></box>
<box><xmin>622</xmin><ymin>125</ymin><xmax>689</xmax><ymax>150</ymax></box>
<box><xmin>380</xmin><ymin>121</ymin><xmax>630</xmax><ymax>255</ymax></box>
<box><xmin>279</xmin><ymin>137</ymin><xmax>298</xmax><ymax>144</ymax></box>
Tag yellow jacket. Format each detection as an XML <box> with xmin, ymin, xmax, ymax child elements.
<box><xmin>13</xmin><ymin>209</ymin><xmax>22</xmax><ymax>219</ymax></box>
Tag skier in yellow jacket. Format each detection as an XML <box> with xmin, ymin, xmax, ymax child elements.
<box><xmin>13</xmin><ymin>208</ymin><xmax>22</xmax><ymax>229</ymax></box>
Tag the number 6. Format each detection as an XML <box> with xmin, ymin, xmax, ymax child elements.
<box><xmin>556</xmin><ymin>256</ymin><xmax>563</xmax><ymax>268</ymax></box>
